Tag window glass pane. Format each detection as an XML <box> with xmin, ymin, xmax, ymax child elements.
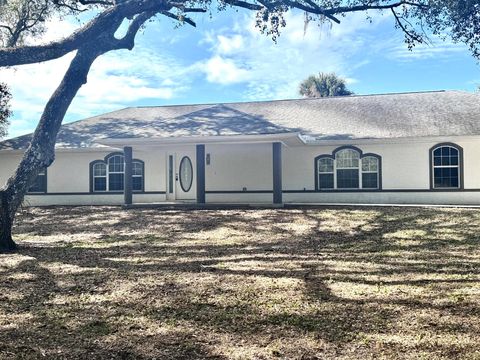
<box><xmin>337</xmin><ymin>169</ymin><xmax>359</xmax><ymax>189</ymax></box>
<box><xmin>132</xmin><ymin>162</ymin><xmax>143</xmax><ymax>176</ymax></box>
<box><xmin>94</xmin><ymin>177</ymin><xmax>106</xmax><ymax>191</ymax></box>
<box><xmin>434</xmin><ymin>146</ymin><xmax>459</xmax><ymax>166</ymax></box>
<box><xmin>319</xmin><ymin>174</ymin><xmax>334</xmax><ymax>189</ymax></box>
<box><xmin>434</xmin><ymin>167</ymin><xmax>459</xmax><ymax>188</ymax></box>
<box><xmin>28</xmin><ymin>173</ymin><xmax>47</xmax><ymax>193</ymax></box>
<box><xmin>108</xmin><ymin>155</ymin><xmax>124</xmax><ymax>172</ymax></box>
<box><xmin>433</xmin><ymin>146</ymin><xmax>460</xmax><ymax>188</ymax></box>
<box><xmin>336</xmin><ymin>149</ymin><xmax>359</xmax><ymax>168</ymax></box>
<box><xmin>362</xmin><ymin>157</ymin><xmax>378</xmax><ymax>172</ymax></box>
<box><xmin>450</xmin><ymin>155</ymin><xmax>458</xmax><ymax>166</ymax></box>
<box><xmin>362</xmin><ymin>173</ymin><xmax>378</xmax><ymax>189</ymax></box>
<box><xmin>94</xmin><ymin>163</ymin><xmax>106</xmax><ymax>176</ymax></box>
<box><xmin>133</xmin><ymin>176</ymin><xmax>142</xmax><ymax>191</ymax></box>
<box><xmin>109</xmin><ymin>173</ymin><xmax>124</xmax><ymax>191</ymax></box>
<box><xmin>168</xmin><ymin>155</ymin><xmax>174</xmax><ymax>194</ymax></box>
<box><xmin>318</xmin><ymin>158</ymin><xmax>333</xmax><ymax>173</ymax></box>
<box><xmin>179</xmin><ymin>156</ymin><xmax>193</xmax><ymax>192</ymax></box>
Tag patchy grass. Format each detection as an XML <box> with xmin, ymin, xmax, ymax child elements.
<box><xmin>0</xmin><ymin>206</ymin><xmax>479</xmax><ymax>359</ymax></box>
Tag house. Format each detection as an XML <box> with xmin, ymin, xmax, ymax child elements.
<box><xmin>1</xmin><ymin>90</ymin><xmax>480</xmax><ymax>206</ymax></box>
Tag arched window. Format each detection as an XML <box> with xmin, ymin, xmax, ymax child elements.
<box><xmin>431</xmin><ymin>144</ymin><xmax>462</xmax><ymax>189</ymax></box>
<box><xmin>108</xmin><ymin>154</ymin><xmax>125</xmax><ymax>191</ymax></box>
<box><xmin>336</xmin><ymin>149</ymin><xmax>360</xmax><ymax>189</ymax></box>
<box><xmin>315</xmin><ymin>146</ymin><xmax>381</xmax><ymax>190</ymax></box>
<box><xmin>90</xmin><ymin>153</ymin><xmax>144</xmax><ymax>192</ymax></box>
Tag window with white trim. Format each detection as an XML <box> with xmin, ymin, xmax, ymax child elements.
<box><xmin>432</xmin><ymin>145</ymin><xmax>460</xmax><ymax>189</ymax></box>
<box><xmin>93</xmin><ymin>163</ymin><xmax>107</xmax><ymax>191</ymax></box>
<box><xmin>108</xmin><ymin>155</ymin><xmax>124</xmax><ymax>191</ymax></box>
<box><xmin>361</xmin><ymin>156</ymin><xmax>379</xmax><ymax>189</ymax></box>
<box><xmin>316</xmin><ymin>147</ymin><xmax>381</xmax><ymax>190</ymax></box>
<box><xmin>28</xmin><ymin>168</ymin><xmax>47</xmax><ymax>193</ymax></box>
<box><xmin>336</xmin><ymin>149</ymin><xmax>360</xmax><ymax>189</ymax></box>
<box><xmin>132</xmin><ymin>161</ymin><xmax>143</xmax><ymax>191</ymax></box>
<box><xmin>317</xmin><ymin>158</ymin><xmax>334</xmax><ymax>189</ymax></box>
<box><xmin>90</xmin><ymin>153</ymin><xmax>144</xmax><ymax>192</ymax></box>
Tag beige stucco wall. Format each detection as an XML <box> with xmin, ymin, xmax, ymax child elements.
<box><xmin>0</xmin><ymin>136</ymin><xmax>479</xmax><ymax>206</ymax></box>
<box><xmin>0</xmin><ymin>148</ymin><xmax>168</xmax><ymax>206</ymax></box>
<box><xmin>205</xmin><ymin>143</ymin><xmax>273</xmax><ymax>191</ymax></box>
<box><xmin>283</xmin><ymin>192</ymin><xmax>480</xmax><ymax>205</ymax></box>
<box><xmin>283</xmin><ymin>138</ymin><xmax>480</xmax><ymax>192</ymax></box>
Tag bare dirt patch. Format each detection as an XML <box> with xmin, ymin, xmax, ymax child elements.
<box><xmin>1</xmin><ymin>206</ymin><xmax>479</xmax><ymax>359</ymax></box>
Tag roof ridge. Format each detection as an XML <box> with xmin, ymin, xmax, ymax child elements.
<box><xmin>132</xmin><ymin>90</ymin><xmax>449</xmax><ymax>109</ymax></box>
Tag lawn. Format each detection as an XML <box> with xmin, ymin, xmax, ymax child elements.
<box><xmin>0</xmin><ymin>206</ymin><xmax>479</xmax><ymax>359</ymax></box>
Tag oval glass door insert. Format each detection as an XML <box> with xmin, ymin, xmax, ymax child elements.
<box><xmin>179</xmin><ymin>156</ymin><xmax>193</xmax><ymax>192</ymax></box>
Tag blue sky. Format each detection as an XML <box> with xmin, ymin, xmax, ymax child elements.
<box><xmin>2</xmin><ymin>8</ymin><xmax>479</xmax><ymax>138</ymax></box>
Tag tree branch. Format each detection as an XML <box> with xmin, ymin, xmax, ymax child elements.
<box><xmin>160</xmin><ymin>10</ymin><xmax>196</xmax><ymax>27</ymax></box>
<box><xmin>222</xmin><ymin>0</ymin><xmax>263</xmax><ymax>11</ymax></box>
<box><xmin>115</xmin><ymin>11</ymin><xmax>157</xmax><ymax>49</ymax></box>
<box><xmin>325</xmin><ymin>0</ymin><xmax>428</xmax><ymax>16</ymax></box>
<box><xmin>0</xmin><ymin>0</ymin><xmax>171</xmax><ymax>66</ymax></box>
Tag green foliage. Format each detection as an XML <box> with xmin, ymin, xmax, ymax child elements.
<box><xmin>0</xmin><ymin>82</ymin><xmax>11</xmax><ymax>138</ymax></box>
<box><xmin>1</xmin><ymin>0</ymin><xmax>480</xmax><ymax>59</ymax></box>
<box><xmin>299</xmin><ymin>72</ymin><xmax>353</xmax><ymax>98</ymax></box>
<box><xmin>0</xmin><ymin>0</ymin><xmax>51</xmax><ymax>46</ymax></box>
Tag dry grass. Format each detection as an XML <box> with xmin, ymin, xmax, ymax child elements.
<box><xmin>0</xmin><ymin>206</ymin><xmax>480</xmax><ymax>359</ymax></box>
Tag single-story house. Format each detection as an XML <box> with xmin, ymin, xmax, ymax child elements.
<box><xmin>1</xmin><ymin>90</ymin><xmax>480</xmax><ymax>206</ymax></box>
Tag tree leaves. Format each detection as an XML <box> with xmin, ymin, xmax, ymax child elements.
<box><xmin>299</xmin><ymin>72</ymin><xmax>353</xmax><ymax>98</ymax></box>
<box><xmin>0</xmin><ymin>82</ymin><xmax>11</xmax><ymax>139</ymax></box>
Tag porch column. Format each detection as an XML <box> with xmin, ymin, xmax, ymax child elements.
<box><xmin>272</xmin><ymin>142</ymin><xmax>283</xmax><ymax>204</ymax></box>
<box><xmin>196</xmin><ymin>144</ymin><xmax>206</xmax><ymax>204</ymax></box>
<box><xmin>124</xmin><ymin>146</ymin><xmax>133</xmax><ymax>206</ymax></box>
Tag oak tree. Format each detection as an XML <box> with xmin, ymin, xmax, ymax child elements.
<box><xmin>0</xmin><ymin>82</ymin><xmax>11</xmax><ymax>138</ymax></box>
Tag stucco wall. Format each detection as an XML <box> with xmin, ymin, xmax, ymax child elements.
<box><xmin>205</xmin><ymin>143</ymin><xmax>273</xmax><ymax>191</ymax></box>
<box><xmin>282</xmin><ymin>192</ymin><xmax>480</xmax><ymax>205</ymax></box>
<box><xmin>1</xmin><ymin>136</ymin><xmax>479</xmax><ymax>206</ymax></box>
<box><xmin>283</xmin><ymin>138</ymin><xmax>480</xmax><ymax>192</ymax></box>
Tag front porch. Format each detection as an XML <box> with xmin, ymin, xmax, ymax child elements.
<box><xmin>103</xmin><ymin>133</ymin><xmax>302</xmax><ymax>207</ymax></box>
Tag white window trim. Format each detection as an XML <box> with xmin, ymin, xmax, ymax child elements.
<box><xmin>108</xmin><ymin>155</ymin><xmax>125</xmax><ymax>192</ymax></box>
<box><xmin>318</xmin><ymin>158</ymin><xmax>334</xmax><ymax>190</ymax></box>
<box><xmin>432</xmin><ymin>146</ymin><xmax>460</xmax><ymax>189</ymax></box>
<box><xmin>317</xmin><ymin>151</ymin><xmax>380</xmax><ymax>191</ymax></box>
<box><xmin>335</xmin><ymin>149</ymin><xmax>361</xmax><ymax>190</ymax></box>
<box><xmin>93</xmin><ymin>163</ymin><xmax>107</xmax><ymax>192</ymax></box>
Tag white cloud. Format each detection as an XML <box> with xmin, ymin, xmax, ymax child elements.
<box><xmin>387</xmin><ymin>42</ymin><xmax>468</xmax><ymax>61</ymax></box>
<box><xmin>217</xmin><ymin>34</ymin><xmax>244</xmax><ymax>54</ymax></box>
<box><xmin>198</xmin><ymin>11</ymin><xmax>389</xmax><ymax>100</ymax></box>
<box><xmin>1</xmin><ymin>16</ymin><xmax>196</xmax><ymax>138</ymax></box>
<box><xmin>203</xmin><ymin>56</ymin><xmax>250</xmax><ymax>84</ymax></box>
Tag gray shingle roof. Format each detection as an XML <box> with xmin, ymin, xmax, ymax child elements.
<box><xmin>1</xmin><ymin>90</ymin><xmax>479</xmax><ymax>150</ymax></box>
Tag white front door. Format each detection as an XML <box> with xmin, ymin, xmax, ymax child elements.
<box><xmin>166</xmin><ymin>151</ymin><xmax>196</xmax><ymax>201</ymax></box>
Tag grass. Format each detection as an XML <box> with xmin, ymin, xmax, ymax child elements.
<box><xmin>0</xmin><ymin>205</ymin><xmax>479</xmax><ymax>359</ymax></box>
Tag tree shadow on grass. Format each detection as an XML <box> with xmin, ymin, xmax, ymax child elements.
<box><xmin>1</xmin><ymin>206</ymin><xmax>479</xmax><ymax>359</ymax></box>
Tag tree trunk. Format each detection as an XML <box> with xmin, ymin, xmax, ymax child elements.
<box><xmin>0</xmin><ymin>39</ymin><xmax>111</xmax><ymax>252</ymax></box>
<box><xmin>0</xmin><ymin>11</ymin><xmax>149</xmax><ymax>253</ymax></box>
<box><xmin>0</xmin><ymin>190</ymin><xmax>16</xmax><ymax>252</ymax></box>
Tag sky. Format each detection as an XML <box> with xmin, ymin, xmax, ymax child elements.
<box><xmin>1</xmin><ymin>8</ymin><xmax>480</xmax><ymax>139</ymax></box>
